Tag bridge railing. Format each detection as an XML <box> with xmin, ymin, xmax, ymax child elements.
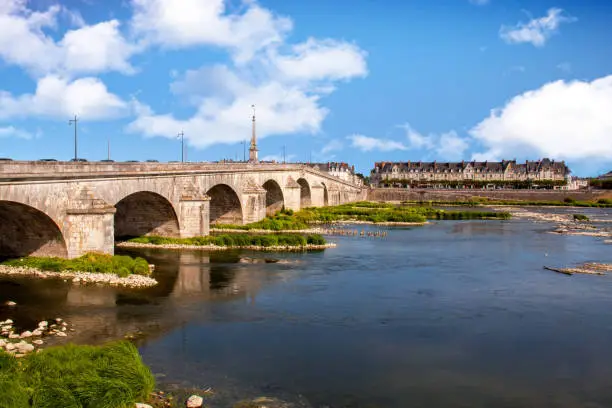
<box><xmin>0</xmin><ymin>161</ymin><xmax>364</xmax><ymax>189</ymax></box>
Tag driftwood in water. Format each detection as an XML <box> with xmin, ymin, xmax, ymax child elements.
<box><xmin>544</xmin><ymin>266</ymin><xmax>573</xmax><ymax>276</ymax></box>
<box><xmin>544</xmin><ymin>265</ymin><xmax>607</xmax><ymax>276</ymax></box>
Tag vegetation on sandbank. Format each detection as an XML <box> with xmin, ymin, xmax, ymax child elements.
<box><xmin>214</xmin><ymin>203</ymin><xmax>511</xmax><ymax>231</ymax></box>
<box><xmin>1</xmin><ymin>253</ymin><xmax>151</xmax><ymax>277</ymax></box>
<box><xmin>127</xmin><ymin>233</ymin><xmax>327</xmax><ymax>247</ymax></box>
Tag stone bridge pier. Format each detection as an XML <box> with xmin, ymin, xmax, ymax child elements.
<box><xmin>0</xmin><ymin>162</ymin><xmax>365</xmax><ymax>258</ymax></box>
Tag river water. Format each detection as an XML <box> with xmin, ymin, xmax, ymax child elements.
<box><xmin>2</xmin><ymin>208</ymin><xmax>612</xmax><ymax>407</ymax></box>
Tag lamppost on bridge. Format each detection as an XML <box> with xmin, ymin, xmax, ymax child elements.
<box><xmin>68</xmin><ymin>115</ymin><xmax>78</xmax><ymax>161</ymax></box>
<box><xmin>177</xmin><ymin>130</ymin><xmax>185</xmax><ymax>163</ymax></box>
<box><xmin>241</xmin><ymin>140</ymin><xmax>246</xmax><ymax>162</ymax></box>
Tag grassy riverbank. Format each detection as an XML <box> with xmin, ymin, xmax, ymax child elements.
<box><xmin>2</xmin><ymin>253</ymin><xmax>151</xmax><ymax>277</ymax></box>
<box><xmin>214</xmin><ymin>203</ymin><xmax>511</xmax><ymax>231</ymax></box>
<box><xmin>0</xmin><ymin>341</ymin><xmax>154</xmax><ymax>408</ymax></box>
<box><xmin>127</xmin><ymin>233</ymin><xmax>327</xmax><ymax>247</ymax></box>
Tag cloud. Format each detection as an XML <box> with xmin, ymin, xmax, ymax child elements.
<box><xmin>401</xmin><ymin>124</ymin><xmax>470</xmax><ymax>160</ymax></box>
<box><xmin>129</xmin><ymin>4</ymin><xmax>367</xmax><ymax>148</ymax></box>
<box><xmin>436</xmin><ymin>131</ymin><xmax>470</xmax><ymax>161</ymax></box>
<box><xmin>0</xmin><ymin>125</ymin><xmax>33</xmax><ymax>139</ymax></box>
<box><xmin>270</xmin><ymin>38</ymin><xmax>368</xmax><ymax>82</ymax></box>
<box><xmin>260</xmin><ymin>153</ymin><xmax>296</xmax><ymax>162</ymax></box>
<box><xmin>0</xmin><ymin>75</ymin><xmax>129</xmax><ymax>120</ymax></box>
<box><xmin>321</xmin><ymin>139</ymin><xmax>343</xmax><ymax>155</ymax></box>
<box><xmin>130</xmin><ymin>0</ymin><xmax>292</xmax><ymax>63</ymax></box>
<box><xmin>469</xmin><ymin>75</ymin><xmax>612</xmax><ymax>161</ymax></box>
<box><xmin>500</xmin><ymin>8</ymin><xmax>576</xmax><ymax>47</ymax></box>
<box><xmin>0</xmin><ymin>0</ymin><xmax>136</xmax><ymax>76</ymax></box>
<box><xmin>469</xmin><ymin>0</ymin><xmax>489</xmax><ymax>5</ymax></box>
<box><xmin>347</xmin><ymin>134</ymin><xmax>407</xmax><ymax>152</ymax></box>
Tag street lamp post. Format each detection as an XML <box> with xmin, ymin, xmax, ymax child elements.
<box><xmin>177</xmin><ymin>130</ymin><xmax>185</xmax><ymax>163</ymax></box>
<box><xmin>241</xmin><ymin>140</ymin><xmax>246</xmax><ymax>162</ymax></box>
<box><xmin>68</xmin><ymin>115</ymin><xmax>78</xmax><ymax>161</ymax></box>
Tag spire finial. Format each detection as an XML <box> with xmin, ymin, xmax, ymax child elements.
<box><xmin>249</xmin><ymin>104</ymin><xmax>259</xmax><ymax>163</ymax></box>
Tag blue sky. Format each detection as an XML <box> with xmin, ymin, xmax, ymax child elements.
<box><xmin>0</xmin><ymin>0</ymin><xmax>611</xmax><ymax>176</ymax></box>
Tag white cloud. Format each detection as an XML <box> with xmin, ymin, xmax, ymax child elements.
<box><xmin>0</xmin><ymin>75</ymin><xmax>129</xmax><ymax>120</ymax></box>
<box><xmin>130</xmin><ymin>0</ymin><xmax>292</xmax><ymax>63</ymax></box>
<box><xmin>270</xmin><ymin>38</ymin><xmax>368</xmax><ymax>82</ymax></box>
<box><xmin>0</xmin><ymin>1</ymin><xmax>136</xmax><ymax>76</ymax></box>
<box><xmin>403</xmin><ymin>123</ymin><xmax>434</xmax><ymax>149</ymax></box>
<box><xmin>469</xmin><ymin>75</ymin><xmax>612</xmax><ymax>161</ymax></box>
<box><xmin>500</xmin><ymin>8</ymin><xmax>576</xmax><ymax>47</ymax></box>
<box><xmin>260</xmin><ymin>153</ymin><xmax>296</xmax><ymax>162</ymax></box>
<box><xmin>0</xmin><ymin>125</ymin><xmax>33</xmax><ymax>139</ymax></box>
<box><xmin>436</xmin><ymin>131</ymin><xmax>469</xmax><ymax>160</ymax></box>
<box><xmin>130</xmin><ymin>8</ymin><xmax>367</xmax><ymax>148</ymax></box>
<box><xmin>347</xmin><ymin>134</ymin><xmax>407</xmax><ymax>152</ymax></box>
<box><xmin>321</xmin><ymin>139</ymin><xmax>343</xmax><ymax>155</ymax></box>
<box><xmin>400</xmin><ymin>124</ymin><xmax>470</xmax><ymax>160</ymax></box>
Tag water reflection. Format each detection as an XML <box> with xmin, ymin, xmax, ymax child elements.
<box><xmin>0</xmin><ymin>249</ymin><xmax>293</xmax><ymax>344</ymax></box>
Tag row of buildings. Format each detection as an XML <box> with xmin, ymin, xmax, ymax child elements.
<box><xmin>369</xmin><ymin>159</ymin><xmax>572</xmax><ymax>189</ymax></box>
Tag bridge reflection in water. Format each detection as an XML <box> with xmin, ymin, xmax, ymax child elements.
<box><xmin>0</xmin><ymin>249</ymin><xmax>294</xmax><ymax>345</ymax></box>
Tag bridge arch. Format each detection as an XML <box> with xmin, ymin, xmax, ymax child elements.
<box><xmin>207</xmin><ymin>184</ymin><xmax>243</xmax><ymax>225</ymax></box>
<box><xmin>114</xmin><ymin>191</ymin><xmax>180</xmax><ymax>239</ymax></box>
<box><xmin>321</xmin><ymin>183</ymin><xmax>329</xmax><ymax>206</ymax></box>
<box><xmin>262</xmin><ymin>179</ymin><xmax>285</xmax><ymax>216</ymax></box>
<box><xmin>0</xmin><ymin>200</ymin><xmax>68</xmax><ymax>258</ymax></box>
<box><xmin>297</xmin><ymin>178</ymin><xmax>311</xmax><ymax>208</ymax></box>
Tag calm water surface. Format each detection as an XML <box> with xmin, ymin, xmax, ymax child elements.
<box><xmin>2</xmin><ymin>210</ymin><xmax>612</xmax><ymax>407</ymax></box>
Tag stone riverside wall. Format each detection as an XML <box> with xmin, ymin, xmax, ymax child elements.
<box><xmin>367</xmin><ymin>188</ymin><xmax>612</xmax><ymax>202</ymax></box>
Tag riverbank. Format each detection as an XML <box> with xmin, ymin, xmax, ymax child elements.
<box><xmin>0</xmin><ymin>341</ymin><xmax>155</xmax><ymax>408</ymax></box>
<box><xmin>0</xmin><ymin>253</ymin><xmax>158</xmax><ymax>288</ymax></box>
<box><xmin>118</xmin><ymin>241</ymin><xmax>335</xmax><ymax>252</ymax></box>
<box><xmin>0</xmin><ymin>265</ymin><xmax>158</xmax><ymax>287</ymax></box>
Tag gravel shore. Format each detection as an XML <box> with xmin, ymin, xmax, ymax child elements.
<box><xmin>117</xmin><ymin>241</ymin><xmax>336</xmax><ymax>252</ymax></box>
<box><xmin>0</xmin><ymin>265</ymin><xmax>158</xmax><ymax>288</ymax></box>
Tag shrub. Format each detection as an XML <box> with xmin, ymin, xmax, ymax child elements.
<box><xmin>573</xmin><ymin>214</ymin><xmax>590</xmax><ymax>221</ymax></box>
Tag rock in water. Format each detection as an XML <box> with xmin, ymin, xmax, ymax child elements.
<box><xmin>135</xmin><ymin>404</ymin><xmax>153</xmax><ymax>408</ymax></box>
<box><xmin>20</xmin><ymin>330</ymin><xmax>32</xmax><ymax>338</ymax></box>
<box><xmin>4</xmin><ymin>300</ymin><xmax>16</xmax><ymax>306</ymax></box>
<box><xmin>186</xmin><ymin>395</ymin><xmax>204</xmax><ymax>408</ymax></box>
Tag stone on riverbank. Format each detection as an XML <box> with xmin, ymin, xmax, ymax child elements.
<box><xmin>4</xmin><ymin>300</ymin><xmax>16</xmax><ymax>306</ymax></box>
<box><xmin>0</xmin><ymin>265</ymin><xmax>158</xmax><ymax>288</ymax></box>
<box><xmin>186</xmin><ymin>395</ymin><xmax>204</xmax><ymax>408</ymax></box>
<box><xmin>135</xmin><ymin>404</ymin><xmax>153</xmax><ymax>408</ymax></box>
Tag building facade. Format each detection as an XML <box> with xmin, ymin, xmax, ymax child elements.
<box><xmin>307</xmin><ymin>162</ymin><xmax>364</xmax><ymax>186</ymax></box>
<box><xmin>371</xmin><ymin>159</ymin><xmax>570</xmax><ymax>188</ymax></box>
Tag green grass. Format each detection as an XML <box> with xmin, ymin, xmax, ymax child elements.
<box><xmin>128</xmin><ymin>233</ymin><xmax>327</xmax><ymax>247</ymax></box>
<box><xmin>0</xmin><ymin>341</ymin><xmax>154</xmax><ymax>408</ymax></box>
<box><xmin>573</xmin><ymin>214</ymin><xmax>590</xmax><ymax>221</ymax></box>
<box><xmin>213</xmin><ymin>202</ymin><xmax>510</xmax><ymax>230</ymax></box>
<box><xmin>2</xmin><ymin>253</ymin><xmax>151</xmax><ymax>277</ymax></box>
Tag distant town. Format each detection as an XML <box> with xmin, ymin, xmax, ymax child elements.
<box><xmin>305</xmin><ymin>158</ymin><xmax>611</xmax><ymax>191</ymax></box>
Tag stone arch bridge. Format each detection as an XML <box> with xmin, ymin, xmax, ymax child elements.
<box><xmin>0</xmin><ymin>162</ymin><xmax>365</xmax><ymax>258</ymax></box>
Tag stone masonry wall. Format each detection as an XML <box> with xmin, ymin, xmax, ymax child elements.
<box><xmin>368</xmin><ymin>188</ymin><xmax>612</xmax><ymax>202</ymax></box>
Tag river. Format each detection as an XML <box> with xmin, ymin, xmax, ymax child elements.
<box><xmin>2</xmin><ymin>208</ymin><xmax>612</xmax><ymax>407</ymax></box>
